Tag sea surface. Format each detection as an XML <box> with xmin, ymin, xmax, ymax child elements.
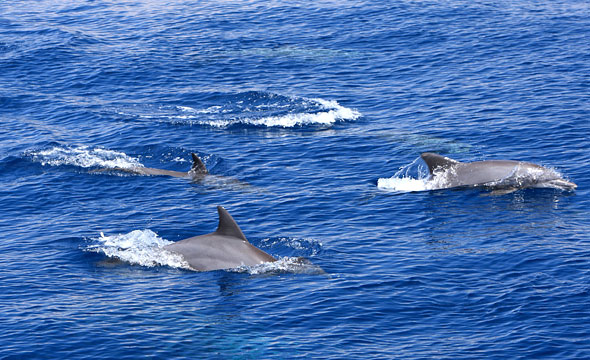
<box><xmin>1</xmin><ymin>1</ymin><xmax>589</xmax><ymax>359</ymax></box>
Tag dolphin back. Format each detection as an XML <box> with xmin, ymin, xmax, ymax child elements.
<box><xmin>164</xmin><ymin>206</ymin><xmax>276</xmax><ymax>271</ymax></box>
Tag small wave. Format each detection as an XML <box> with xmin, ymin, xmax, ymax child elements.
<box><xmin>176</xmin><ymin>96</ymin><xmax>360</xmax><ymax>128</ymax></box>
<box><xmin>224</xmin><ymin>46</ymin><xmax>360</xmax><ymax>61</ymax></box>
<box><xmin>28</xmin><ymin>145</ymin><xmax>142</xmax><ymax>169</ymax></box>
<box><xmin>234</xmin><ymin>257</ymin><xmax>325</xmax><ymax>275</ymax></box>
<box><xmin>85</xmin><ymin>230</ymin><xmax>192</xmax><ymax>270</ymax></box>
<box><xmin>260</xmin><ymin>236</ymin><xmax>323</xmax><ymax>257</ymax></box>
<box><xmin>113</xmin><ymin>92</ymin><xmax>361</xmax><ymax>128</ymax></box>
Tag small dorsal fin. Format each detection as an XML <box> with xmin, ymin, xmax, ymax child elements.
<box><xmin>214</xmin><ymin>206</ymin><xmax>248</xmax><ymax>242</ymax></box>
<box><xmin>190</xmin><ymin>153</ymin><xmax>208</xmax><ymax>174</ymax></box>
<box><xmin>421</xmin><ymin>152</ymin><xmax>460</xmax><ymax>174</ymax></box>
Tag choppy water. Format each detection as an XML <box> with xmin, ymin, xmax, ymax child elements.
<box><xmin>1</xmin><ymin>1</ymin><xmax>589</xmax><ymax>359</ymax></box>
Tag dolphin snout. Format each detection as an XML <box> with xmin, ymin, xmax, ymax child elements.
<box><xmin>549</xmin><ymin>179</ymin><xmax>577</xmax><ymax>190</ymax></box>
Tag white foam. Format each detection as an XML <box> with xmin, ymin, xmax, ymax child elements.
<box><xmin>172</xmin><ymin>156</ymin><xmax>188</xmax><ymax>163</ymax></box>
<box><xmin>150</xmin><ymin>96</ymin><xmax>360</xmax><ymax>128</ymax></box>
<box><xmin>86</xmin><ymin>230</ymin><xmax>191</xmax><ymax>270</ymax></box>
<box><xmin>176</xmin><ymin>105</ymin><xmax>223</xmax><ymax>114</ymax></box>
<box><xmin>239</xmin><ymin>97</ymin><xmax>361</xmax><ymax>128</ymax></box>
<box><xmin>377</xmin><ymin>176</ymin><xmax>430</xmax><ymax>192</ymax></box>
<box><xmin>30</xmin><ymin>146</ymin><xmax>142</xmax><ymax>169</ymax></box>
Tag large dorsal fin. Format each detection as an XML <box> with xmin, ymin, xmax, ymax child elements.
<box><xmin>421</xmin><ymin>152</ymin><xmax>461</xmax><ymax>174</ymax></box>
<box><xmin>190</xmin><ymin>153</ymin><xmax>208</xmax><ymax>174</ymax></box>
<box><xmin>214</xmin><ymin>206</ymin><xmax>248</xmax><ymax>242</ymax></box>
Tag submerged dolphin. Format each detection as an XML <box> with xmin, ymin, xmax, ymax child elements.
<box><xmin>164</xmin><ymin>206</ymin><xmax>276</xmax><ymax>271</ymax></box>
<box><xmin>421</xmin><ymin>152</ymin><xmax>577</xmax><ymax>193</ymax></box>
<box><xmin>119</xmin><ymin>153</ymin><xmax>208</xmax><ymax>179</ymax></box>
<box><xmin>97</xmin><ymin>153</ymin><xmax>251</xmax><ymax>190</ymax></box>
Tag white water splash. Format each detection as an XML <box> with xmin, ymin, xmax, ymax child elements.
<box><xmin>377</xmin><ymin>172</ymin><xmax>457</xmax><ymax>192</ymax></box>
<box><xmin>29</xmin><ymin>146</ymin><xmax>142</xmax><ymax>169</ymax></box>
<box><xmin>377</xmin><ymin>156</ymin><xmax>433</xmax><ymax>192</ymax></box>
<box><xmin>377</xmin><ymin>176</ymin><xmax>430</xmax><ymax>192</ymax></box>
<box><xmin>86</xmin><ymin>230</ymin><xmax>191</xmax><ymax>270</ymax></box>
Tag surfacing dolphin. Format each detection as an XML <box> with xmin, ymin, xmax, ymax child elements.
<box><xmin>118</xmin><ymin>153</ymin><xmax>208</xmax><ymax>179</ymax></box>
<box><xmin>164</xmin><ymin>206</ymin><xmax>276</xmax><ymax>271</ymax></box>
<box><xmin>98</xmin><ymin>153</ymin><xmax>252</xmax><ymax>190</ymax></box>
<box><xmin>421</xmin><ymin>152</ymin><xmax>577</xmax><ymax>194</ymax></box>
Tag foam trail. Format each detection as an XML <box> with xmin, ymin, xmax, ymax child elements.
<box><xmin>29</xmin><ymin>146</ymin><xmax>142</xmax><ymax>169</ymax></box>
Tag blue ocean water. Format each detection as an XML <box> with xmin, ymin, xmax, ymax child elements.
<box><xmin>1</xmin><ymin>0</ymin><xmax>589</xmax><ymax>358</ymax></box>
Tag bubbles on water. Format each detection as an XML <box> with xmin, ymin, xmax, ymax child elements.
<box><xmin>29</xmin><ymin>145</ymin><xmax>142</xmax><ymax>169</ymax></box>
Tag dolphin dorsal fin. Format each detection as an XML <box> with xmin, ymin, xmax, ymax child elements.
<box><xmin>190</xmin><ymin>153</ymin><xmax>208</xmax><ymax>174</ymax></box>
<box><xmin>214</xmin><ymin>206</ymin><xmax>248</xmax><ymax>242</ymax></box>
<box><xmin>421</xmin><ymin>152</ymin><xmax>460</xmax><ymax>174</ymax></box>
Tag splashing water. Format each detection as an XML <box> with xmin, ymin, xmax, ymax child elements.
<box><xmin>86</xmin><ymin>230</ymin><xmax>191</xmax><ymax>269</ymax></box>
<box><xmin>29</xmin><ymin>146</ymin><xmax>143</xmax><ymax>170</ymax></box>
<box><xmin>112</xmin><ymin>92</ymin><xmax>361</xmax><ymax>128</ymax></box>
<box><xmin>377</xmin><ymin>157</ymin><xmax>432</xmax><ymax>192</ymax></box>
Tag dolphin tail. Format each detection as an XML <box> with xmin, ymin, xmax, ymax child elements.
<box><xmin>421</xmin><ymin>152</ymin><xmax>460</xmax><ymax>174</ymax></box>
<box><xmin>214</xmin><ymin>206</ymin><xmax>248</xmax><ymax>241</ymax></box>
<box><xmin>190</xmin><ymin>153</ymin><xmax>208</xmax><ymax>174</ymax></box>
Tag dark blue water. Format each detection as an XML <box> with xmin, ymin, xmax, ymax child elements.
<box><xmin>1</xmin><ymin>1</ymin><xmax>589</xmax><ymax>358</ymax></box>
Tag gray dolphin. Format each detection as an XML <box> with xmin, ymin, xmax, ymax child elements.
<box><xmin>421</xmin><ymin>152</ymin><xmax>577</xmax><ymax>193</ymax></box>
<box><xmin>120</xmin><ymin>153</ymin><xmax>208</xmax><ymax>179</ymax></box>
<box><xmin>164</xmin><ymin>206</ymin><xmax>276</xmax><ymax>271</ymax></box>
